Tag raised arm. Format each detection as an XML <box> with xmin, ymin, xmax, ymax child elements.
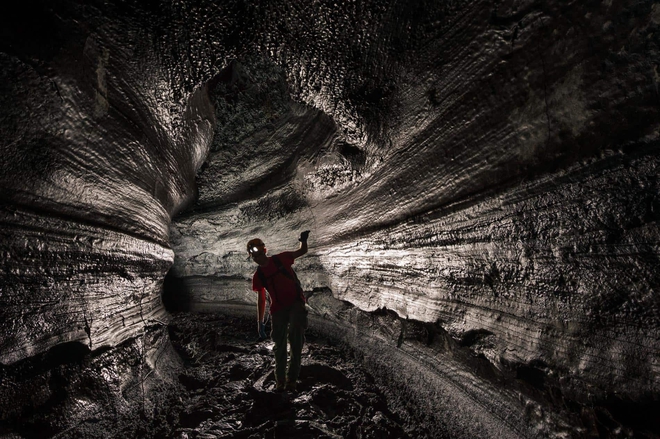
<box><xmin>291</xmin><ymin>230</ymin><xmax>310</xmax><ymax>259</ymax></box>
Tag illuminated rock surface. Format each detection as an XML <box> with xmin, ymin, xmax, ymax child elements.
<box><xmin>1</xmin><ymin>0</ymin><xmax>660</xmax><ymax>437</ymax></box>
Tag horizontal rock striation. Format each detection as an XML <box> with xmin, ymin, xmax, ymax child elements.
<box><xmin>318</xmin><ymin>144</ymin><xmax>660</xmax><ymax>403</ymax></box>
<box><xmin>170</xmin><ymin>0</ymin><xmax>660</xmax><ymax>434</ymax></box>
<box><xmin>0</xmin><ymin>206</ymin><xmax>172</xmax><ymax>364</ymax></box>
<box><xmin>0</xmin><ymin>1</ymin><xmax>214</xmax><ymax>363</ymax></box>
<box><xmin>2</xmin><ymin>0</ymin><xmax>660</xmax><ymax>436</ymax></box>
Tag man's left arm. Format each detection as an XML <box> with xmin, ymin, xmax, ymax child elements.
<box><xmin>291</xmin><ymin>230</ymin><xmax>309</xmax><ymax>259</ymax></box>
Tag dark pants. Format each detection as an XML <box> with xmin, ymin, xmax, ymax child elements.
<box><xmin>271</xmin><ymin>301</ymin><xmax>307</xmax><ymax>384</ymax></box>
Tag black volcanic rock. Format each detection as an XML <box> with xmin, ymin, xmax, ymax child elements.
<box><xmin>1</xmin><ymin>0</ymin><xmax>659</xmax><ymax>437</ymax></box>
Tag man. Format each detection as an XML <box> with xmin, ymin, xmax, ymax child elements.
<box><xmin>247</xmin><ymin>231</ymin><xmax>310</xmax><ymax>391</ymax></box>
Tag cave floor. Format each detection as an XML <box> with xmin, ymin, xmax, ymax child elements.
<box><xmin>164</xmin><ymin>312</ymin><xmax>430</xmax><ymax>439</ymax></box>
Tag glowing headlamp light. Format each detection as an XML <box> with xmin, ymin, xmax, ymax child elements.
<box><xmin>250</xmin><ymin>246</ymin><xmax>259</xmax><ymax>253</ymax></box>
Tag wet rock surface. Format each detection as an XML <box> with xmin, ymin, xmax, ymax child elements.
<box><xmin>166</xmin><ymin>312</ymin><xmax>425</xmax><ymax>439</ymax></box>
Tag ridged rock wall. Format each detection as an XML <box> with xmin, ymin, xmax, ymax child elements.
<box><xmin>0</xmin><ymin>1</ymin><xmax>214</xmax><ymax>364</ymax></box>
<box><xmin>1</xmin><ymin>0</ymin><xmax>659</xmax><ymax>436</ymax></box>
<box><xmin>319</xmin><ymin>146</ymin><xmax>660</xmax><ymax>402</ymax></box>
<box><xmin>169</xmin><ymin>0</ymin><xmax>660</xmax><ymax>431</ymax></box>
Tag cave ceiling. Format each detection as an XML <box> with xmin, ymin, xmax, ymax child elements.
<box><xmin>1</xmin><ymin>0</ymin><xmax>659</xmax><ymax>436</ymax></box>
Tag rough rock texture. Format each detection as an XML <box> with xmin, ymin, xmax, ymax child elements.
<box><xmin>170</xmin><ymin>0</ymin><xmax>660</xmax><ymax>435</ymax></box>
<box><xmin>166</xmin><ymin>310</ymin><xmax>437</xmax><ymax>438</ymax></box>
<box><xmin>1</xmin><ymin>0</ymin><xmax>660</xmax><ymax>437</ymax></box>
<box><xmin>0</xmin><ymin>325</ymin><xmax>181</xmax><ymax>438</ymax></box>
<box><xmin>0</xmin><ymin>1</ymin><xmax>214</xmax><ymax>364</ymax></box>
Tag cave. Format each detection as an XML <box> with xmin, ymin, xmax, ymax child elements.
<box><xmin>1</xmin><ymin>0</ymin><xmax>659</xmax><ymax>437</ymax></box>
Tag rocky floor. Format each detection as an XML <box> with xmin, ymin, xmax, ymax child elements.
<box><xmin>165</xmin><ymin>312</ymin><xmax>430</xmax><ymax>438</ymax></box>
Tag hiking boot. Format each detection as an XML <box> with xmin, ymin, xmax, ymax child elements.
<box><xmin>274</xmin><ymin>380</ymin><xmax>285</xmax><ymax>392</ymax></box>
<box><xmin>285</xmin><ymin>380</ymin><xmax>297</xmax><ymax>392</ymax></box>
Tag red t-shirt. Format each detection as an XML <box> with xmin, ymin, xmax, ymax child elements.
<box><xmin>252</xmin><ymin>252</ymin><xmax>304</xmax><ymax>314</ymax></box>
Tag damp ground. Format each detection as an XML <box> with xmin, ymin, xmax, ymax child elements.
<box><xmin>165</xmin><ymin>311</ymin><xmax>430</xmax><ymax>438</ymax></box>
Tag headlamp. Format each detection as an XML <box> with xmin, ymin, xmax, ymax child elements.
<box><xmin>247</xmin><ymin>239</ymin><xmax>264</xmax><ymax>257</ymax></box>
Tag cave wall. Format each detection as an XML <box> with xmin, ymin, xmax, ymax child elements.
<box><xmin>1</xmin><ymin>0</ymin><xmax>659</xmax><ymax>436</ymax></box>
<box><xmin>0</xmin><ymin>1</ymin><xmax>215</xmax><ymax>364</ymax></box>
<box><xmin>171</xmin><ymin>0</ymin><xmax>660</xmax><ymax>411</ymax></box>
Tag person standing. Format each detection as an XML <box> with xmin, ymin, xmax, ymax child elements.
<box><xmin>247</xmin><ymin>231</ymin><xmax>310</xmax><ymax>391</ymax></box>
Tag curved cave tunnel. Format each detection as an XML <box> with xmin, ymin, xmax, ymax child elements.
<box><xmin>1</xmin><ymin>0</ymin><xmax>660</xmax><ymax>437</ymax></box>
